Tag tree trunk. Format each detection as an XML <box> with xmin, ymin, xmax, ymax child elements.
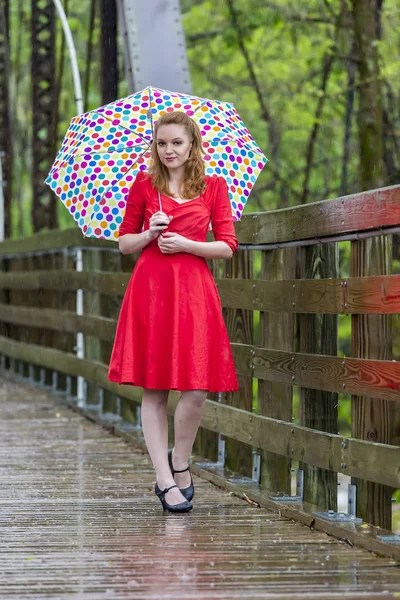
<box><xmin>351</xmin><ymin>0</ymin><xmax>385</xmax><ymax>190</ymax></box>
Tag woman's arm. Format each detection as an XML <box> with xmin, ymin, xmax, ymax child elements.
<box><xmin>119</xmin><ymin>230</ymin><xmax>155</xmax><ymax>255</ymax></box>
<box><xmin>185</xmin><ymin>239</ymin><xmax>233</xmax><ymax>260</ymax></box>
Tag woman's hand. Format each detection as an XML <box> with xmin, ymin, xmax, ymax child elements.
<box><xmin>158</xmin><ymin>231</ymin><xmax>191</xmax><ymax>254</ymax></box>
<box><xmin>148</xmin><ymin>211</ymin><xmax>173</xmax><ymax>240</ymax></box>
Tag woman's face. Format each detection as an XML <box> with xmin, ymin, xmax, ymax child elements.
<box><xmin>156</xmin><ymin>124</ymin><xmax>193</xmax><ymax>171</ymax></box>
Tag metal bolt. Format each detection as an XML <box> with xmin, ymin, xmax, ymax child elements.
<box><xmin>342</xmin><ymin>383</ymin><xmax>346</xmax><ymax>389</ymax></box>
<box><xmin>249</xmin><ymin>436</ymin><xmax>252</xmax><ymax>441</ymax></box>
<box><xmin>292</xmin><ymin>375</ymin><xmax>295</xmax><ymax>381</ymax></box>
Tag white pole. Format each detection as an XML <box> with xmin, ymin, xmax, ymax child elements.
<box><xmin>52</xmin><ymin>2</ymin><xmax>85</xmax><ymax>405</ymax></box>
<box><xmin>75</xmin><ymin>248</ymin><xmax>85</xmax><ymax>407</ymax></box>
<box><xmin>52</xmin><ymin>0</ymin><xmax>84</xmax><ymax>115</ymax></box>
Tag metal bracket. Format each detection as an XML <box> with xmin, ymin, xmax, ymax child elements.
<box><xmin>348</xmin><ymin>483</ymin><xmax>357</xmax><ymax>516</ymax></box>
<box><xmin>228</xmin><ymin>449</ymin><xmax>262</xmax><ymax>485</ymax></box>
<box><xmin>269</xmin><ymin>469</ymin><xmax>304</xmax><ymax>502</ymax></box>
<box><xmin>85</xmin><ymin>387</ymin><xmax>103</xmax><ymax>414</ymax></box>
<box><xmin>313</xmin><ymin>510</ymin><xmax>363</xmax><ymax>524</ymax></box>
<box><xmin>376</xmin><ymin>535</ymin><xmax>400</xmax><ymax>544</ymax></box>
<box><xmin>195</xmin><ymin>434</ymin><xmax>226</xmax><ymax>470</ymax></box>
<box><xmin>195</xmin><ymin>392</ymin><xmax>226</xmax><ymax>470</ymax></box>
<box><xmin>117</xmin><ymin>405</ymin><xmax>142</xmax><ymax>432</ymax></box>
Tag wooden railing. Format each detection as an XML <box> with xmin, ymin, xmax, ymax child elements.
<box><xmin>1</xmin><ymin>185</ymin><xmax>400</xmax><ymax>559</ymax></box>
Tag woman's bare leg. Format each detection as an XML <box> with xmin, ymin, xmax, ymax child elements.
<box><xmin>172</xmin><ymin>390</ymin><xmax>207</xmax><ymax>488</ymax></box>
<box><xmin>141</xmin><ymin>388</ymin><xmax>187</xmax><ymax>505</ymax></box>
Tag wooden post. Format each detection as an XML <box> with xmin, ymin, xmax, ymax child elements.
<box><xmin>84</xmin><ymin>248</ymin><xmax>102</xmax><ymax>406</ymax></box>
<box><xmin>101</xmin><ymin>249</ymin><xmax>125</xmax><ymax>418</ymax></box>
<box><xmin>193</xmin><ymin>258</ymin><xmax>219</xmax><ymax>462</ymax></box>
<box><xmin>258</xmin><ymin>248</ymin><xmax>295</xmax><ymax>494</ymax></box>
<box><xmin>351</xmin><ymin>236</ymin><xmax>393</xmax><ymax>529</ymax></box>
<box><xmin>299</xmin><ymin>244</ymin><xmax>338</xmax><ymax>509</ymax></box>
<box><xmin>224</xmin><ymin>249</ymin><xmax>254</xmax><ymax>476</ymax></box>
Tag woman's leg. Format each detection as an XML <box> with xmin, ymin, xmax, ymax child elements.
<box><xmin>141</xmin><ymin>388</ymin><xmax>187</xmax><ymax>505</ymax></box>
<box><xmin>172</xmin><ymin>390</ymin><xmax>207</xmax><ymax>489</ymax></box>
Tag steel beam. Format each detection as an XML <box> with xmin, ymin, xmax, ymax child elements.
<box><xmin>31</xmin><ymin>0</ymin><xmax>58</xmax><ymax>231</ymax></box>
<box><xmin>0</xmin><ymin>0</ymin><xmax>12</xmax><ymax>238</ymax></box>
<box><xmin>116</xmin><ymin>0</ymin><xmax>191</xmax><ymax>94</ymax></box>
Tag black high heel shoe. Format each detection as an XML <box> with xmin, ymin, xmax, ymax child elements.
<box><xmin>154</xmin><ymin>483</ymin><xmax>193</xmax><ymax>513</ymax></box>
<box><xmin>168</xmin><ymin>449</ymin><xmax>194</xmax><ymax>502</ymax></box>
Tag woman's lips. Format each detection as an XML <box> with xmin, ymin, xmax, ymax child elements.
<box><xmin>166</xmin><ymin>157</ymin><xmax>176</xmax><ymax>161</ymax></box>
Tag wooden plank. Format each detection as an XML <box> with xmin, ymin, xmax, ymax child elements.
<box><xmin>4</xmin><ymin>379</ymin><xmax>400</xmax><ymax>592</ymax></box>
<box><xmin>0</xmin><ymin>270</ymin><xmax>130</xmax><ymax>296</ymax></box>
<box><xmin>100</xmin><ymin>250</ymin><xmax>124</xmax><ymax>419</ymax></box>
<box><xmin>190</xmin><ymin>464</ymin><xmax>400</xmax><ymax>563</ymax></box>
<box><xmin>234</xmin><ymin>345</ymin><xmax>400</xmax><ymax>403</ymax></box>
<box><xmin>258</xmin><ymin>248</ymin><xmax>294</xmax><ymax>493</ymax></box>
<box><xmin>83</xmin><ymin>249</ymin><xmax>102</xmax><ymax>407</ymax></box>
<box><xmin>216</xmin><ymin>277</ymin><xmax>345</xmax><ymax>313</ymax></box>
<box><xmin>0</xmin><ymin>258</ymin><xmax>9</xmax><ymax>340</ymax></box>
<box><xmin>298</xmin><ymin>243</ymin><xmax>338</xmax><ymax>511</ymax></box>
<box><xmin>2</xmin><ymin>270</ymin><xmax>400</xmax><ymax>314</ymax></box>
<box><xmin>345</xmin><ymin>274</ymin><xmax>400</xmax><ymax>314</ymax></box>
<box><xmin>236</xmin><ymin>185</ymin><xmax>400</xmax><ymax>244</ymax></box>
<box><xmin>351</xmin><ymin>237</ymin><xmax>394</xmax><ymax>530</ymax></box>
<box><xmin>194</xmin><ymin>257</ymin><xmax>220</xmax><ymax>462</ymax></box>
<box><xmin>218</xmin><ymin>275</ymin><xmax>400</xmax><ymax>314</ymax></box>
<box><xmin>0</xmin><ymin>335</ymin><xmax>140</xmax><ymax>404</ymax></box>
<box><xmin>223</xmin><ymin>249</ymin><xmax>254</xmax><ymax>477</ymax></box>
<box><xmin>1</xmin><ymin>335</ymin><xmax>399</xmax><ymax>488</ymax></box>
<box><xmin>0</xmin><ymin>304</ymin><xmax>116</xmax><ymax>340</ymax></box>
<box><xmin>0</xmin><ymin>187</ymin><xmax>399</xmax><ymax>259</ymax></box>
<box><xmin>2</xmin><ymin>302</ymin><xmax>399</xmax><ymax>403</ymax></box>
<box><xmin>0</xmin><ymin>227</ymin><xmax>115</xmax><ymax>257</ymax></box>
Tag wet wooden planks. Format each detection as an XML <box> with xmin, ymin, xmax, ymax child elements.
<box><xmin>0</xmin><ymin>374</ymin><xmax>399</xmax><ymax>599</ymax></box>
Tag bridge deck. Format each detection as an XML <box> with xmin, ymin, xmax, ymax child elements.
<box><xmin>0</xmin><ymin>374</ymin><xmax>399</xmax><ymax>599</ymax></box>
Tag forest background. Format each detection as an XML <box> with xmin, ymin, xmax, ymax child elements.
<box><xmin>8</xmin><ymin>0</ymin><xmax>400</xmax><ymax>235</ymax></box>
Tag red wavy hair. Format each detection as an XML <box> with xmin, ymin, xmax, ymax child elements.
<box><xmin>149</xmin><ymin>111</ymin><xmax>206</xmax><ymax>199</ymax></box>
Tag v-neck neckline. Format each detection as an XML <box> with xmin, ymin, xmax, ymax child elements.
<box><xmin>161</xmin><ymin>194</ymin><xmax>200</xmax><ymax>206</ymax></box>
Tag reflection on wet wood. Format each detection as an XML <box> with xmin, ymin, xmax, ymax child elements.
<box><xmin>1</xmin><ymin>374</ymin><xmax>400</xmax><ymax>599</ymax></box>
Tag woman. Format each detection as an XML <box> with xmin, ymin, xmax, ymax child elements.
<box><xmin>108</xmin><ymin>111</ymin><xmax>239</xmax><ymax>513</ymax></box>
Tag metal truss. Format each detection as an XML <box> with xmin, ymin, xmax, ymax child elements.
<box><xmin>31</xmin><ymin>0</ymin><xmax>58</xmax><ymax>231</ymax></box>
<box><xmin>0</xmin><ymin>0</ymin><xmax>12</xmax><ymax>238</ymax></box>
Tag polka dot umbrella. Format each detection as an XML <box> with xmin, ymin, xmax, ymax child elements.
<box><xmin>46</xmin><ymin>87</ymin><xmax>268</xmax><ymax>241</ymax></box>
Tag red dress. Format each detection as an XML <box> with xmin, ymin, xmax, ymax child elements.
<box><xmin>108</xmin><ymin>172</ymin><xmax>239</xmax><ymax>392</ymax></box>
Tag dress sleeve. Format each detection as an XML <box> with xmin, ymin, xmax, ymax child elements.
<box><xmin>118</xmin><ymin>173</ymin><xmax>146</xmax><ymax>237</ymax></box>
<box><xmin>211</xmin><ymin>177</ymin><xmax>238</xmax><ymax>254</ymax></box>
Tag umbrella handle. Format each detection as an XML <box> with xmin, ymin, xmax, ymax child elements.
<box><xmin>158</xmin><ymin>191</ymin><xmax>162</xmax><ymax>212</ymax></box>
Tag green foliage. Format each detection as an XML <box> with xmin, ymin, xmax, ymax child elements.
<box><xmin>8</xmin><ymin>0</ymin><xmax>400</xmax><ymax>234</ymax></box>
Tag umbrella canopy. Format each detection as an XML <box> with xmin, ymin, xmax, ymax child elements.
<box><xmin>46</xmin><ymin>87</ymin><xmax>267</xmax><ymax>241</ymax></box>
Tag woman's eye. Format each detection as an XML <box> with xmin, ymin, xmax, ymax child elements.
<box><xmin>174</xmin><ymin>141</ymin><xmax>182</xmax><ymax>145</ymax></box>
<box><xmin>157</xmin><ymin>142</ymin><xmax>164</xmax><ymax>146</ymax></box>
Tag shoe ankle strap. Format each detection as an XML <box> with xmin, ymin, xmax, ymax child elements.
<box><xmin>160</xmin><ymin>484</ymin><xmax>178</xmax><ymax>495</ymax></box>
<box><xmin>173</xmin><ymin>465</ymin><xmax>190</xmax><ymax>473</ymax></box>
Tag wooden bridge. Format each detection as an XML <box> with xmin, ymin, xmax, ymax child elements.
<box><xmin>1</xmin><ymin>186</ymin><xmax>400</xmax><ymax>597</ymax></box>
